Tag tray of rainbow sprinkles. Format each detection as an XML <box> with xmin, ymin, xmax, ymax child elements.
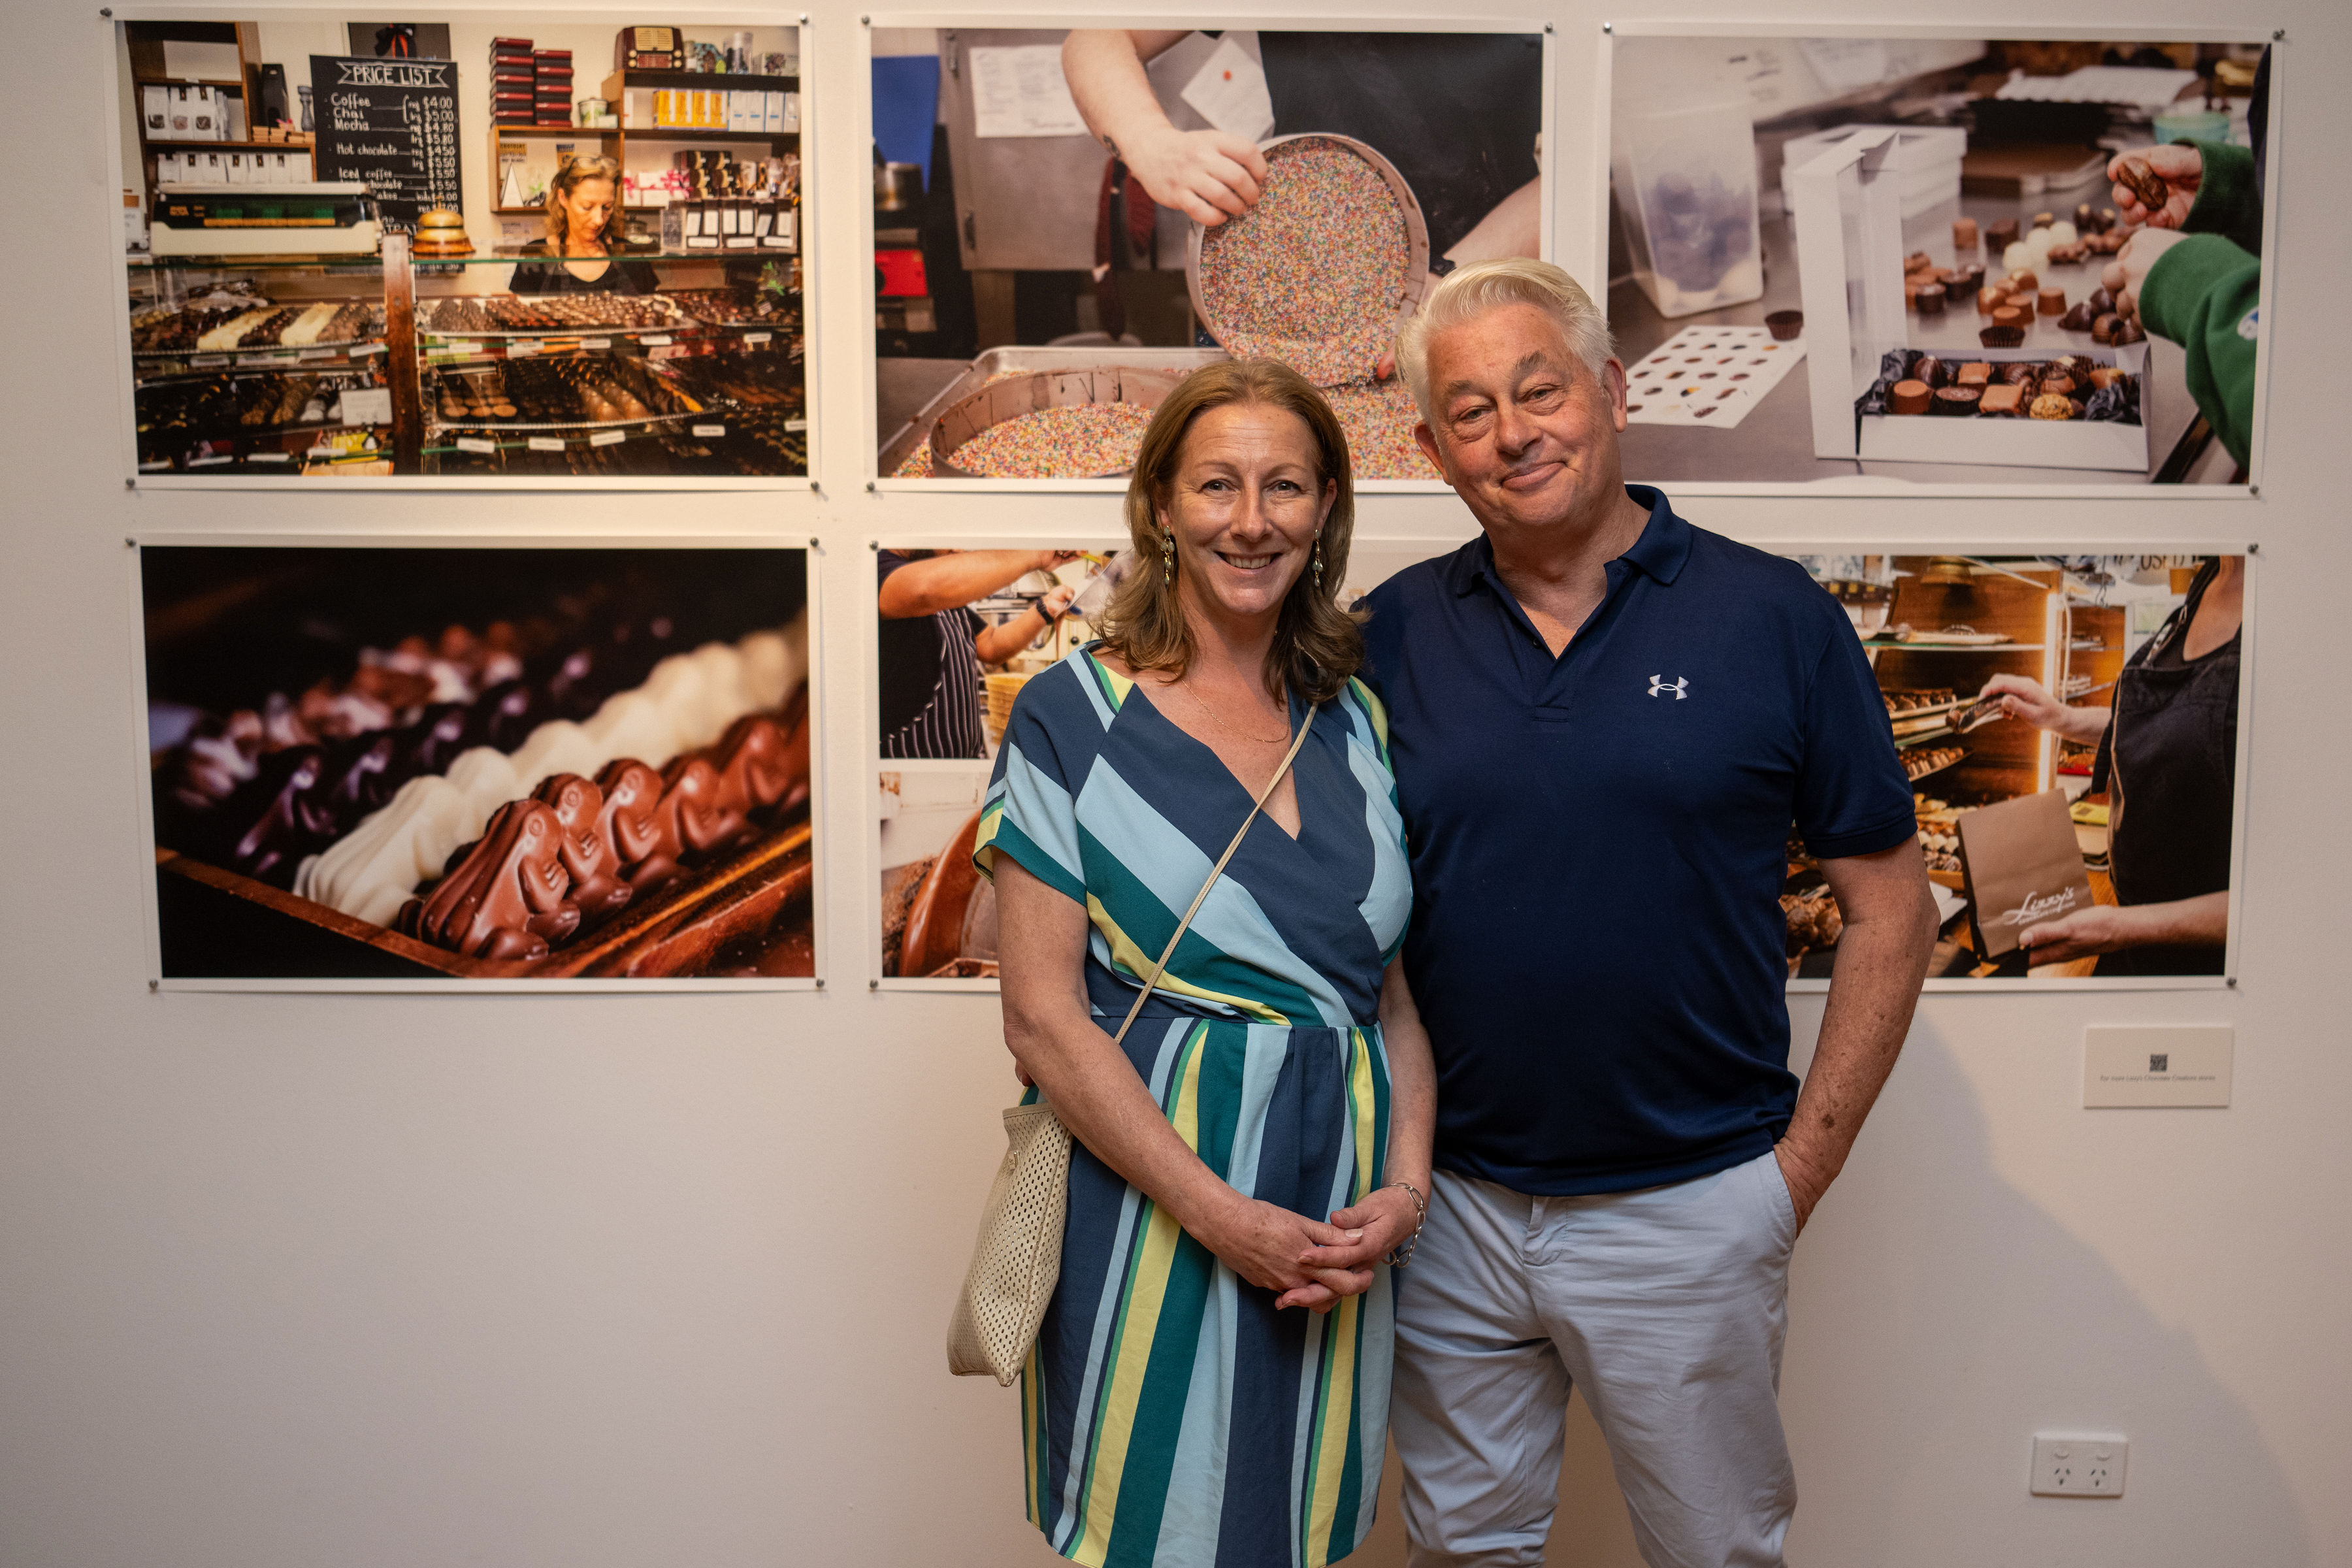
<box><xmin>883</xmin><ymin>133</ymin><xmax>1448</xmax><ymax>483</ymax></box>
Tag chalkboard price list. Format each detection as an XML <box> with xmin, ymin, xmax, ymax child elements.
<box><xmin>308</xmin><ymin>55</ymin><xmax>465</xmax><ymax>226</ymax></box>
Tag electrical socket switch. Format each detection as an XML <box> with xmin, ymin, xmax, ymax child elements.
<box><xmin>2031</xmin><ymin>1433</ymin><xmax>2127</xmax><ymax>1497</ymax></box>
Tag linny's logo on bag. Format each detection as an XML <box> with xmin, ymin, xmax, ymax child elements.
<box><xmin>1987</xmin><ymin>885</ymin><xmax>2085</xmax><ymax>929</ymax></box>
<box><xmin>1648</xmin><ymin>675</ymin><xmax>1688</xmax><ymax>699</ymax></box>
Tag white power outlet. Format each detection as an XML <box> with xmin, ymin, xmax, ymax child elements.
<box><xmin>2031</xmin><ymin>1433</ymin><xmax>2127</xmax><ymax>1497</ymax></box>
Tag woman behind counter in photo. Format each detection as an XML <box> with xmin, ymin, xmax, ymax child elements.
<box><xmin>1978</xmin><ymin>556</ymin><xmax>2242</xmax><ymax>975</ymax></box>
<box><xmin>506</xmin><ymin>155</ymin><xmax>658</xmax><ymax>295</ymax></box>
<box><xmin>972</xmin><ymin>359</ymin><xmax>1436</xmax><ymax>1566</ymax></box>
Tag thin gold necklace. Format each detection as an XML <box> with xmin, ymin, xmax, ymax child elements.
<box><xmin>1174</xmin><ymin>676</ymin><xmax>1288</xmax><ymax>747</ymax></box>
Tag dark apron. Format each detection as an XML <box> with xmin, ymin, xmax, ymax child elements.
<box><xmin>2090</xmin><ymin>561</ymin><xmax>2238</xmax><ymax>975</ymax></box>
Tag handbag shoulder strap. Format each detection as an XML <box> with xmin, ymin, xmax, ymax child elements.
<box><xmin>1109</xmin><ymin>704</ymin><xmax>1315</xmax><ymax>1047</ymax></box>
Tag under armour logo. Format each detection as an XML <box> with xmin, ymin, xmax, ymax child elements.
<box><xmin>1648</xmin><ymin>675</ymin><xmax>1688</xmax><ymax>699</ymax></box>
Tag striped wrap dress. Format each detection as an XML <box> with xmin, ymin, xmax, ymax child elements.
<box><xmin>972</xmin><ymin>645</ymin><xmax>1412</xmax><ymax>1568</ymax></box>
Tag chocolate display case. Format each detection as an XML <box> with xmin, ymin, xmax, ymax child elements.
<box><xmin>124</xmin><ymin>242</ymin><xmax>807</xmax><ymax>479</ymax></box>
<box><xmin>140</xmin><ymin>545</ymin><xmax>814</xmax><ymax>983</ymax></box>
<box><xmin>414</xmin><ymin>253</ymin><xmax>804</xmax><ymax>477</ymax></box>
<box><xmin>131</xmin><ymin>255</ymin><xmax>398</xmax><ymax>475</ymax></box>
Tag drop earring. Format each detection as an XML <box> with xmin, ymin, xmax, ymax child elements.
<box><xmin>1313</xmin><ymin>535</ymin><xmax>1324</xmax><ymax>593</ymax></box>
<box><xmin>1160</xmin><ymin>527</ymin><xmax>1175</xmax><ymax>583</ymax></box>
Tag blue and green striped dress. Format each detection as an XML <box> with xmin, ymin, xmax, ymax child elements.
<box><xmin>973</xmin><ymin>645</ymin><xmax>1411</xmax><ymax>1568</ymax></box>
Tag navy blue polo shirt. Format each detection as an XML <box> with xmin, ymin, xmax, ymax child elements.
<box><xmin>1356</xmin><ymin>487</ymin><xmax>1916</xmax><ymax>1195</ymax></box>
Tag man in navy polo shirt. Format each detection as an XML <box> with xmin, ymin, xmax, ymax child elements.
<box><xmin>1356</xmin><ymin>260</ymin><xmax>1938</xmax><ymax>1566</ymax></box>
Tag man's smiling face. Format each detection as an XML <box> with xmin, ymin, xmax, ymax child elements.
<box><xmin>1413</xmin><ymin>302</ymin><xmax>1631</xmax><ymax>539</ymax></box>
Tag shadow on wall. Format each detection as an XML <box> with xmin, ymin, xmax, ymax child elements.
<box><xmin>1352</xmin><ymin>1022</ymin><xmax>2307</xmax><ymax>1568</ymax></box>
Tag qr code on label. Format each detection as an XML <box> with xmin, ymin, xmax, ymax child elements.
<box><xmin>2149</xmin><ymin>1054</ymin><xmax>2170</xmax><ymax>1073</ymax></box>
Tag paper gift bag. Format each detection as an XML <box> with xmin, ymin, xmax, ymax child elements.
<box><xmin>1957</xmin><ymin>789</ymin><xmax>2097</xmax><ymax>958</ymax></box>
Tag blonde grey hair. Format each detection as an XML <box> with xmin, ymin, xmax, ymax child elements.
<box><xmin>1396</xmin><ymin>258</ymin><xmax>1616</xmax><ymax>424</ymax></box>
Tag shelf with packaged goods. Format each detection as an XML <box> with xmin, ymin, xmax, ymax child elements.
<box><xmin>123</xmin><ymin>20</ymin><xmax>278</xmax><ymax>212</ymax></box>
<box><xmin>604</xmin><ymin>69</ymin><xmax>797</xmax><ymax>93</ymax></box>
<box><xmin>140</xmin><ymin>131</ymin><xmax>312</xmax><ymax>149</ymax></box>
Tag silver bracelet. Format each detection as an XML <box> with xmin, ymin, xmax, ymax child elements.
<box><xmin>1381</xmin><ymin>1179</ymin><xmax>1428</xmax><ymax>1268</ymax></box>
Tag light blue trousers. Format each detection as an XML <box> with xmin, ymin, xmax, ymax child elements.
<box><xmin>1391</xmin><ymin>1152</ymin><xmax>1800</xmax><ymax>1568</ymax></box>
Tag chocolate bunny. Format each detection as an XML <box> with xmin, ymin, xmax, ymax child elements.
<box><xmin>594</xmin><ymin>758</ymin><xmax>680</xmax><ymax>895</ymax></box>
<box><xmin>657</xmin><ymin>753</ymin><xmax>749</xmax><ymax>860</ymax></box>
<box><xmin>709</xmin><ymin>713</ymin><xmax>800</xmax><ymax>819</ymax></box>
<box><xmin>227</xmin><ymin>745</ymin><xmax>334</xmax><ymax>886</ymax></box>
<box><xmin>531</xmin><ymin>772</ymin><xmax>631</xmax><ymax>926</ymax></box>
<box><xmin>398</xmin><ymin>798</ymin><xmax>578</xmax><ymax>961</ymax></box>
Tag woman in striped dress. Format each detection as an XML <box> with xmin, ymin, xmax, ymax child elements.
<box><xmin>975</xmin><ymin>359</ymin><xmax>1437</xmax><ymax>1567</ymax></box>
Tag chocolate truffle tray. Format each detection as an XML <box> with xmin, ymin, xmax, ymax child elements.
<box><xmin>418</xmin><ymin>292</ymin><xmax>694</xmax><ymax>339</ymax></box>
<box><xmin>1855</xmin><ymin>342</ymin><xmax>2150</xmax><ymax>471</ymax></box>
<box><xmin>132</xmin><ymin>297</ymin><xmax>388</xmax><ymax>366</ymax></box>
<box><xmin>141</xmin><ymin>547</ymin><xmax>814</xmax><ymax>982</ymax></box>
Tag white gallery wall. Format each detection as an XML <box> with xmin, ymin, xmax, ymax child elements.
<box><xmin>4</xmin><ymin>2</ymin><xmax>2347</xmax><ymax>1565</ymax></box>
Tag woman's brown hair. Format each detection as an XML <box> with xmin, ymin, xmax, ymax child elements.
<box><xmin>1094</xmin><ymin>359</ymin><xmax>1362</xmax><ymax>705</ymax></box>
<box><xmin>542</xmin><ymin>155</ymin><xmax>625</xmax><ymax>250</ymax></box>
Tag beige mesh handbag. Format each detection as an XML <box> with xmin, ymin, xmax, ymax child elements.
<box><xmin>948</xmin><ymin>710</ymin><xmax>1316</xmax><ymax>1384</ymax></box>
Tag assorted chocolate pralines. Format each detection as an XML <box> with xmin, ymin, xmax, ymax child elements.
<box><xmin>131</xmin><ymin>299</ymin><xmax>382</xmax><ymax>354</ymax></box>
<box><xmin>429</xmin><ymin>357</ymin><xmax>700</xmax><ymax>425</ymax></box>
<box><xmin>395</xmin><ymin>697</ymin><xmax>809</xmax><ymax>963</ymax></box>
<box><xmin>156</xmin><ymin>613</ymin><xmax>696</xmax><ymax>889</ymax></box>
<box><xmin>1857</xmin><ymin>348</ymin><xmax>2140</xmax><ymax>426</ymax></box>
<box><xmin>1903</xmin><ymin>744</ymin><xmax>1967</xmax><ymax>781</ymax></box>
<box><xmin>662</xmin><ymin>287</ymin><xmax>802</xmax><ymax>330</ymax></box>
<box><xmin>1882</xmin><ymin>687</ymin><xmax>1955</xmax><ymax>715</ymax></box>
<box><xmin>425</xmin><ymin>293</ymin><xmax>686</xmax><ymax>334</ymax></box>
<box><xmin>1914</xmin><ymin>794</ymin><xmax>1976</xmax><ymax>875</ymax></box>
